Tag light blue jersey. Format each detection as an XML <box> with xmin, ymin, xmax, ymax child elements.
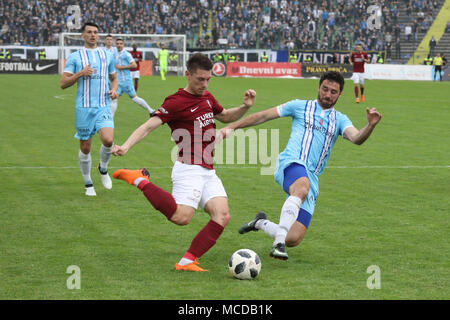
<box><xmin>105</xmin><ymin>46</ymin><xmax>118</xmax><ymax>60</ymax></box>
<box><xmin>64</xmin><ymin>47</ymin><xmax>116</xmax><ymax>108</ymax></box>
<box><xmin>116</xmin><ymin>49</ymin><xmax>134</xmax><ymax>84</ymax></box>
<box><xmin>273</xmin><ymin>99</ymin><xmax>353</xmax><ymax>225</ymax></box>
<box><xmin>275</xmin><ymin>99</ymin><xmax>353</xmax><ymax>178</ymax></box>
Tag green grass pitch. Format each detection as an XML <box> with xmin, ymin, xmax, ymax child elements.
<box><xmin>0</xmin><ymin>74</ymin><xmax>449</xmax><ymax>299</ymax></box>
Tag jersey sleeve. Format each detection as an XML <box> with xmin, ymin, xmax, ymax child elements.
<box><xmin>337</xmin><ymin>113</ymin><xmax>354</xmax><ymax>136</ymax></box>
<box><xmin>276</xmin><ymin>99</ymin><xmax>304</xmax><ymax>118</ymax></box>
<box><xmin>154</xmin><ymin>96</ymin><xmax>179</xmax><ymax>124</ymax></box>
<box><xmin>64</xmin><ymin>53</ymin><xmax>77</xmax><ymax>74</ymax></box>
<box><xmin>107</xmin><ymin>51</ymin><xmax>116</xmax><ymax>74</ymax></box>
<box><xmin>125</xmin><ymin>52</ymin><xmax>134</xmax><ymax>65</ymax></box>
<box><xmin>209</xmin><ymin>94</ymin><xmax>224</xmax><ymax>115</ymax></box>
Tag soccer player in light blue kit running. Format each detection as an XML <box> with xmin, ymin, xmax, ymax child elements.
<box><xmin>219</xmin><ymin>71</ymin><xmax>382</xmax><ymax>260</ymax></box>
<box><xmin>110</xmin><ymin>38</ymin><xmax>155</xmax><ymax>117</ymax></box>
<box><xmin>60</xmin><ymin>22</ymin><xmax>119</xmax><ymax>196</ymax></box>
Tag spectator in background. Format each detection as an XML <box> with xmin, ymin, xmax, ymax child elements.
<box><xmin>0</xmin><ymin>0</ymin><xmax>443</xmax><ymax>53</ymax></box>
<box><xmin>429</xmin><ymin>36</ymin><xmax>437</xmax><ymax>55</ymax></box>
<box><xmin>405</xmin><ymin>24</ymin><xmax>412</xmax><ymax>41</ymax></box>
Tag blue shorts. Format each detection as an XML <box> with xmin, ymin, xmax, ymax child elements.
<box><xmin>117</xmin><ymin>81</ymin><xmax>136</xmax><ymax>98</ymax></box>
<box><xmin>74</xmin><ymin>107</ymin><xmax>114</xmax><ymax>140</ymax></box>
<box><xmin>277</xmin><ymin>162</ymin><xmax>318</xmax><ymax>228</ymax></box>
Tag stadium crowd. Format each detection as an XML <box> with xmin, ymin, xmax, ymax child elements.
<box><xmin>0</xmin><ymin>0</ymin><xmax>443</xmax><ymax>53</ymax></box>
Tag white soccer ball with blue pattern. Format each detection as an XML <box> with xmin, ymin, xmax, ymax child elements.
<box><xmin>229</xmin><ymin>249</ymin><xmax>261</xmax><ymax>280</ymax></box>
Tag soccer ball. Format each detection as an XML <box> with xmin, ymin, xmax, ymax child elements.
<box><xmin>228</xmin><ymin>249</ymin><xmax>261</xmax><ymax>280</ymax></box>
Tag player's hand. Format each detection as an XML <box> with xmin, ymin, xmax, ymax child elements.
<box><xmin>243</xmin><ymin>89</ymin><xmax>256</xmax><ymax>107</ymax></box>
<box><xmin>366</xmin><ymin>107</ymin><xmax>382</xmax><ymax>127</ymax></box>
<box><xmin>112</xmin><ymin>144</ymin><xmax>128</xmax><ymax>156</ymax></box>
<box><xmin>82</xmin><ymin>64</ymin><xmax>93</xmax><ymax>77</ymax></box>
<box><xmin>108</xmin><ymin>90</ymin><xmax>119</xmax><ymax>100</ymax></box>
<box><xmin>216</xmin><ymin>127</ymin><xmax>234</xmax><ymax>144</ymax></box>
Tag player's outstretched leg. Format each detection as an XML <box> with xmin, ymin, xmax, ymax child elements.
<box><xmin>112</xmin><ymin>168</ymin><xmax>150</xmax><ymax>185</ymax></box>
<box><xmin>238</xmin><ymin>211</ymin><xmax>267</xmax><ymax>234</ymax></box>
<box><xmin>113</xmin><ymin>168</ymin><xmax>178</xmax><ymax>221</ymax></box>
<box><xmin>131</xmin><ymin>95</ymin><xmax>155</xmax><ymax>116</ymax></box>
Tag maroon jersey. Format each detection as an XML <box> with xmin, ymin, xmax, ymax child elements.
<box><xmin>350</xmin><ymin>51</ymin><xmax>369</xmax><ymax>73</ymax></box>
<box><xmin>155</xmin><ymin>89</ymin><xmax>224</xmax><ymax>170</ymax></box>
<box><xmin>129</xmin><ymin>50</ymin><xmax>143</xmax><ymax>71</ymax></box>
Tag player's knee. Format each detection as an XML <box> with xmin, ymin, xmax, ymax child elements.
<box><xmin>170</xmin><ymin>213</ymin><xmax>192</xmax><ymax>226</ymax></box>
<box><xmin>80</xmin><ymin>142</ymin><xmax>91</xmax><ymax>154</ymax></box>
<box><xmin>211</xmin><ymin>210</ymin><xmax>230</xmax><ymax>227</ymax></box>
<box><xmin>102</xmin><ymin>138</ymin><xmax>114</xmax><ymax>148</ymax></box>
<box><xmin>290</xmin><ymin>180</ymin><xmax>310</xmax><ymax>202</ymax></box>
<box><xmin>170</xmin><ymin>206</ymin><xmax>195</xmax><ymax>226</ymax></box>
<box><xmin>286</xmin><ymin>234</ymin><xmax>304</xmax><ymax>247</ymax></box>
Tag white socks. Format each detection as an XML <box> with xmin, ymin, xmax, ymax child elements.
<box><xmin>78</xmin><ymin>150</ymin><xmax>92</xmax><ymax>186</ymax></box>
<box><xmin>112</xmin><ymin>96</ymin><xmax>154</xmax><ymax>116</ymax></box>
<box><xmin>79</xmin><ymin>144</ymin><xmax>112</xmax><ymax>187</ymax></box>
<box><xmin>275</xmin><ymin>196</ymin><xmax>302</xmax><ymax>244</ymax></box>
<box><xmin>255</xmin><ymin>196</ymin><xmax>302</xmax><ymax>245</ymax></box>
<box><xmin>255</xmin><ymin>219</ymin><xmax>279</xmax><ymax>238</ymax></box>
<box><xmin>132</xmin><ymin>96</ymin><xmax>155</xmax><ymax>114</ymax></box>
<box><xmin>99</xmin><ymin>144</ymin><xmax>113</xmax><ymax>172</ymax></box>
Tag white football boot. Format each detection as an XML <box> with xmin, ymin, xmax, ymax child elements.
<box><xmin>85</xmin><ymin>184</ymin><xmax>97</xmax><ymax>196</ymax></box>
<box><xmin>98</xmin><ymin>165</ymin><xmax>112</xmax><ymax>190</ymax></box>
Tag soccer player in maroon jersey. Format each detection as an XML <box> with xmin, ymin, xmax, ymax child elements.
<box><xmin>129</xmin><ymin>43</ymin><xmax>143</xmax><ymax>91</ymax></box>
<box><xmin>350</xmin><ymin>43</ymin><xmax>370</xmax><ymax>103</ymax></box>
<box><xmin>111</xmin><ymin>53</ymin><xmax>256</xmax><ymax>272</ymax></box>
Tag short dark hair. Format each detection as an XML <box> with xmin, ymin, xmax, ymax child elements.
<box><xmin>115</xmin><ymin>38</ymin><xmax>123</xmax><ymax>43</ymax></box>
<box><xmin>187</xmin><ymin>53</ymin><xmax>213</xmax><ymax>73</ymax></box>
<box><xmin>319</xmin><ymin>71</ymin><xmax>345</xmax><ymax>92</ymax></box>
<box><xmin>105</xmin><ymin>34</ymin><xmax>113</xmax><ymax>39</ymax></box>
<box><xmin>81</xmin><ymin>22</ymin><xmax>99</xmax><ymax>32</ymax></box>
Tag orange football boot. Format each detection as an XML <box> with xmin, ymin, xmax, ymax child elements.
<box><xmin>112</xmin><ymin>168</ymin><xmax>150</xmax><ymax>185</ymax></box>
<box><xmin>356</xmin><ymin>97</ymin><xmax>360</xmax><ymax>103</ymax></box>
<box><xmin>361</xmin><ymin>95</ymin><xmax>365</xmax><ymax>102</ymax></box>
<box><xmin>175</xmin><ymin>261</ymin><xmax>208</xmax><ymax>272</ymax></box>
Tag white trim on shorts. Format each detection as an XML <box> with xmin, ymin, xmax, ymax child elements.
<box><xmin>171</xmin><ymin>161</ymin><xmax>227</xmax><ymax>210</ymax></box>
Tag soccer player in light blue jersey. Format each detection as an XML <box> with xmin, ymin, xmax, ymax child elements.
<box><xmin>110</xmin><ymin>38</ymin><xmax>155</xmax><ymax>117</ymax></box>
<box><xmin>60</xmin><ymin>22</ymin><xmax>119</xmax><ymax>196</ymax></box>
<box><xmin>219</xmin><ymin>71</ymin><xmax>382</xmax><ymax>260</ymax></box>
<box><xmin>104</xmin><ymin>34</ymin><xmax>118</xmax><ymax>59</ymax></box>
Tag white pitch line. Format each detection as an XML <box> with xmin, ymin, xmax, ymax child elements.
<box><xmin>0</xmin><ymin>165</ymin><xmax>448</xmax><ymax>169</ymax></box>
<box><xmin>53</xmin><ymin>94</ymin><xmax>72</xmax><ymax>100</ymax></box>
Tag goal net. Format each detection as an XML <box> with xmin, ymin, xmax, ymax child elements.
<box><xmin>59</xmin><ymin>33</ymin><xmax>186</xmax><ymax>76</ymax></box>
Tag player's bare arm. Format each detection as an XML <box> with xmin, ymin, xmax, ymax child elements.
<box><xmin>116</xmin><ymin>61</ymin><xmax>137</xmax><ymax>70</ymax></box>
<box><xmin>343</xmin><ymin>107</ymin><xmax>382</xmax><ymax>145</ymax></box>
<box><xmin>215</xmin><ymin>89</ymin><xmax>256</xmax><ymax>123</ymax></box>
<box><xmin>60</xmin><ymin>64</ymin><xmax>93</xmax><ymax>89</ymax></box>
<box><xmin>112</xmin><ymin>116</ymin><xmax>163</xmax><ymax>156</ymax></box>
<box><xmin>108</xmin><ymin>72</ymin><xmax>119</xmax><ymax>99</ymax></box>
<box><xmin>218</xmin><ymin>106</ymin><xmax>280</xmax><ymax>141</ymax></box>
